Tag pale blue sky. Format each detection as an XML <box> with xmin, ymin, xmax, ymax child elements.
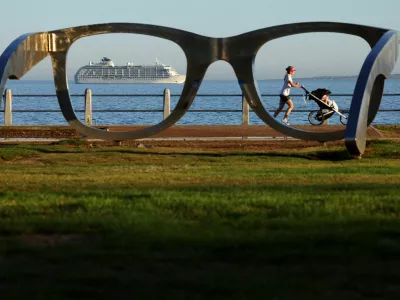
<box><xmin>1</xmin><ymin>0</ymin><xmax>400</xmax><ymax>80</ymax></box>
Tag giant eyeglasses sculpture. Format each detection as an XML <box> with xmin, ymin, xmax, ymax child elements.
<box><xmin>0</xmin><ymin>22</ymin><xmax>398</xmax><ymax>156</ymax></box>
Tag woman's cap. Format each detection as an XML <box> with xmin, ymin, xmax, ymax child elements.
<box><xmin>286</xmin><ymin>66</ymin><xmax>296</xmax><ymax>72</ymax></box>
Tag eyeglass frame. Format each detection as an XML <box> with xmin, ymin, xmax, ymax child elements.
<box><xmin>0</xmin><ymin>22</ymin><xmax>398</xmax><ymax>156</ymax></box>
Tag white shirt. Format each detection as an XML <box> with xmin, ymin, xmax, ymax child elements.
<box><xmin>280</xmin><ymin>74</ymin><xmax>292</xmax><ymax>96</ymax></box>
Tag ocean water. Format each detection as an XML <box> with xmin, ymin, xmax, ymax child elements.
<box><xmin>2</xmin><ymin>78</ymin><xmax>400</xmax><ymax>126</ymax></box>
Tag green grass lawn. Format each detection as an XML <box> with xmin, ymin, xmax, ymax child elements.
<box><xmin>0</xmin><ymin>139</ymin><xmax>400</xmax><ymax>299</ymax></box>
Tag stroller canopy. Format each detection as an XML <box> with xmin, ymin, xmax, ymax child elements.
<box><xmin>309</xmin><ymin>88</ymin><xmax>332</xmax><ymax>110</ymax></box>
<box><xmin>309</xmin><ymin>88</ymin><xmax>331</xmax><ymax>100</ymax></box>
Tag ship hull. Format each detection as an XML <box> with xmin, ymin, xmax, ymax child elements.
<box><xmin>75</xmin><ymin>75</ymin><xmax>186</xmax><ymax>84</ymax></box>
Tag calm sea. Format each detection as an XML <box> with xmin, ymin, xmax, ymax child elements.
<box><xmin>3</xmin><ymin>78</ymin><xmax>400</xmax><ymax>126</ymax></box>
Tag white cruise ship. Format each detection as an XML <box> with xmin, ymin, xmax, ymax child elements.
<box><xmin>74</xmin><ymin>57</ymin><xmax>186</xmax><ymax>84</ymax></box>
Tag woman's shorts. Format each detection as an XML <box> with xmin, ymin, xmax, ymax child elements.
<box><xmin>280</xmin><ymin>95</ymin><xmax>291</xmax><ymax>103</ymax></box>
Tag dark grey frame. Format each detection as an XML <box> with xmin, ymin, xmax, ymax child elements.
<box><xmin>0</xmin><ymin>22</ymin><xmax>398</xmax><ymax>156</ymax></box>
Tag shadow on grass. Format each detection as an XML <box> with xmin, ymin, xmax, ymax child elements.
<box><xmin>1</xmin><ymin>139</ymin><xmax>398</xmax><ymax>161</ymax></box>
<box><xmin>30</xmin><ymin>147</ymin><xmax>353</xmax><ymax>161</ymax></box>
<box><xmin>1</xmin><ymin>179</ymin><xmax>400</xmax><ymax>298</ymax></box>
<box><xmin>1</xmin><ymin>215</ymin><xmax>400</xmax><ymax>299</ymax></box>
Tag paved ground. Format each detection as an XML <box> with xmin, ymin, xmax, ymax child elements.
<box><xmin>0</xmin><ymin>124</ymin><xmax>396</xmax><ymax>151</ymax></box>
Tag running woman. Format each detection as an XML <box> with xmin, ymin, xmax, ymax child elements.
<box><xmin>274</xmin><ymin>66</ymin><xmax>303</xmax><ymax>125</ymax></box>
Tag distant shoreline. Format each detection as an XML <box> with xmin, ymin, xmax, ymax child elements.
<box><xmin>298</xmin><ymin>74</ymin><xmax>400</xmax><ymax>80</ymax></box>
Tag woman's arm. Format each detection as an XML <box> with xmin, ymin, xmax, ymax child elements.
<box><xmin>288</xmin><ymin>79</ymin><xmax>302</xmax><ymax>88</ymax></box>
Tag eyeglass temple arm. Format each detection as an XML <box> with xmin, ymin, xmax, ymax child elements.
<box><xmin>0</xmin><ymin>32</ymin><xmax>50</xmax><ymax>98</ymax></box>
<box><xmin>345</xmin><ymin>30</ymin><xmax>399</xmax><ymax>156</ymax></box>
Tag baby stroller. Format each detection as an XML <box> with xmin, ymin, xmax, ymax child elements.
<box><xmin>302</xmin><ymin>87</ymin><xmax>348</xmax><ymax>126</ymax></box>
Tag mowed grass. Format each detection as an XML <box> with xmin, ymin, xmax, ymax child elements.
<box><xmin>0</xmin><ymin>139</ymin><xmax>400</xmax><ymax>299</ymax></box>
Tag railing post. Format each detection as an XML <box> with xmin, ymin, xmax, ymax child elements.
<box><xmin>4</xmin><ymin>89</ymin><xmax>12</xmax><ymax>126</ymax></box>
<box><xmin>242</xmin><ymin>94</ymin><xmax>249</xmax><ymax>125</ymax></box>
<box><xmin>163</xmin><ymin>88</ymin><xmax>170</xmax><ymax>119</ymax></box>
<box><xmin>85</xmin><ymin>88</ymin><xmax>92</xmax><ymax>125</ymax></box>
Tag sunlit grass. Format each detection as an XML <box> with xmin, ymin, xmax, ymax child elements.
<box><xmin>0</xmin><ymin>140</ymin><xmax>400</xmax><ymax>299</ymax></box>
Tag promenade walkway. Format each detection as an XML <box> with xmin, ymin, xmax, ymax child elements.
<box><xmin>0</xmin><ymin>124</ymin><xmax>390</xmax><ymax>142</ymax></box>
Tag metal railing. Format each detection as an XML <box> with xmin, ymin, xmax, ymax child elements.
<box><xmin>2</xmin><ymin>88</ymin><xmax>400</xmax><ymax>126</ymax></box>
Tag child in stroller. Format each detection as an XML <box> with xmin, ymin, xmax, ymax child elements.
<box><xmin>302</xmin><ymin>87</ymin><xmax>348</xmax><ymax>125</ymax></box>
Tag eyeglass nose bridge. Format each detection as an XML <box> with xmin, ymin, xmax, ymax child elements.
<box><xmin>183</xmin><ymin>37</ymin><xmax>224</xmax><ymax>68</ymax></box>
<box><xmin>184</xmin><ymin>36</ymin><xmax>257</xmax><ymax>70</ymax></box>
<box><xmin>214</xmin><ymin>38</ymin><xmax>247</xmax><ymax>62</ymax></box>
<box><xmin>213</xmin><ymin>37</ymin><xmax>258</xmax><ymax>65</ymax></box>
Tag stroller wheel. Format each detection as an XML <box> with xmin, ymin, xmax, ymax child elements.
<box><xmin>340</xmin><ymin>112</ymin><xmax>349</xmax><ymax>125</ymax></box>
<box><xmin>308</xmin><ymin>110</ymin><xmax>325</xmax><ymax>126</ymax></box>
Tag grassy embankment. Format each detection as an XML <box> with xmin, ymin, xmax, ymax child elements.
<box><xmin>0</xmin><ymin>139</ymin><xmax>400</xmax><ymax>299</ymax></box>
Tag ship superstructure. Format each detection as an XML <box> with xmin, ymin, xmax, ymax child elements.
<box><xmin>74</xmin><ymin>57</ymin><xmax>186</xmax><ymax>84</ymax></box>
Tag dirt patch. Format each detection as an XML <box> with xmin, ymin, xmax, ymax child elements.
<box><xmin>122</xmin><ymin>139</ymin><xmax>345</xmax><ymax>151</ymax></box>
<box><xmin>14</xmin><ymin>234</ymin><xmax>89</xmax><ymax>247</ymax></box>
<box><xmin>49</xmin><ymin>139</ymin><xmax>344</xmax><ymax>152</ymax></box>
<box><xmin>0</xmin><ymin>125</ymin><xmax>395</xmax><ymax>139</ymax></box>
<box><xmin>0</xmin><ymin>128</ymin><xmax>80</xmax><ymax>139</ymax></box>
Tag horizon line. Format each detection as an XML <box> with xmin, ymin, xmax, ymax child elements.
<box><xmin>10</xmin><ymin>75</ymin><xmax>400</xmax><ymax>82</ymax></box>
